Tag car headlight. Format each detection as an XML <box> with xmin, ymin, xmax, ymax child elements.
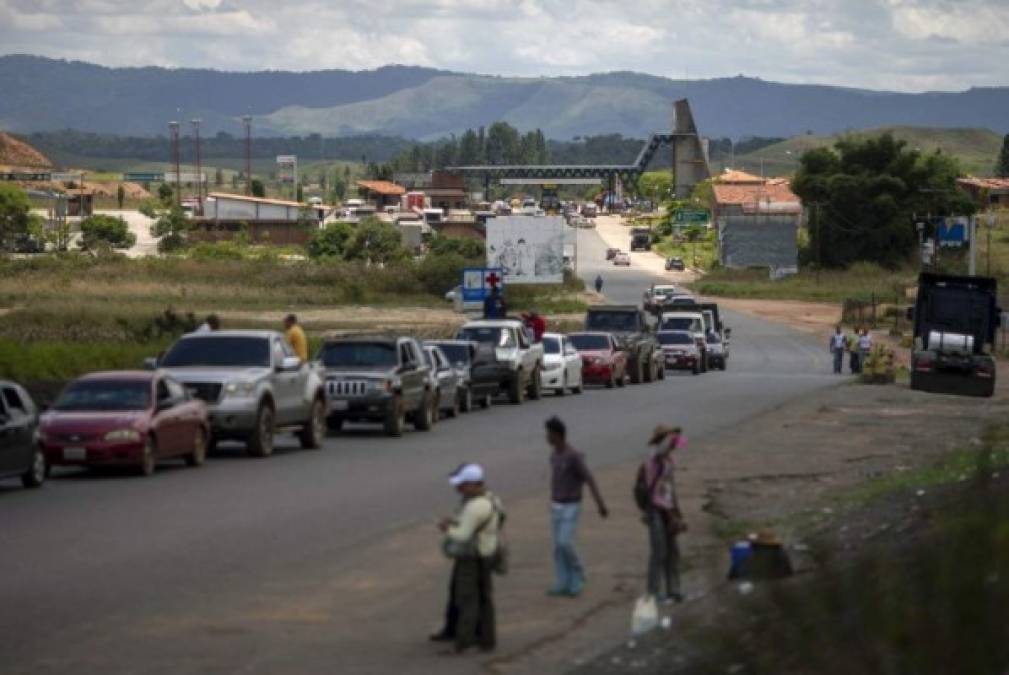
<box><xmin>224</xmin><ymin>380</ymin><xmax>256</xmax><ymax>397</ymax></box>
<box><xmin>544</xmin><ymin>361</ymin><xmax>562</xmax><ymax>371</ymax></box>
<box><xmin>593</xmin><ymin>356</ymin><xmax>608</xmax><ymax>365</ymax></box>
<box><xmin>104</xmin><ymin>429</ymin><xmax>141</xmax><ymax>443</ymax></box>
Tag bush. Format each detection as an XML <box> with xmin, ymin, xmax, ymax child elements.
<box><xmin>79</xmin><ymin>214</ymin><xmax>136</xmax><ymax>250</ymax></box>
<box><xmin>427</xmin><ymin>235</ymin><xmax>486</xmax><ymax>259</ymax></box>
<box><xmin>307</xmin><ymin>221</ymin><xmax>355</xmax><ymax>259</ymax></box>
<box><xmin>417</xmin><ymin>252</ymin><xmax>469</xmax><ymax>295</ymax></box>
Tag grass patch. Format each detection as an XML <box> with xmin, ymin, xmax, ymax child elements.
<box><xmin>653</xmin><ymin>234</ymin><xmax>718</xmax><ymax>271</ymax></box>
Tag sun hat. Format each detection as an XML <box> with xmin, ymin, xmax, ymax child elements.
<box><xmin>448</xmin><ymin>463</ymin><xmax>485</xmax><ymax>486</ymax></box>
<box><xmin>649</xmin><ymin>425</ymin><xmax>682</xmax><ymax>446</ymax></box>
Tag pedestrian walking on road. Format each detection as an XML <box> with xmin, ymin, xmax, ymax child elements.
<box><xmin>545</xmin><ymin>416</ymin><xmax>608</xmax><ymax>598</ymax></box>
<box><xmin>635</xmin><ymin>425</ymin><xmax>686</xmax><ymax>604</ymax></box>
<box><xmin>594</xmin><ymin>274</ymin><xmax>604</xmax><ymax>294</ymax></box>
<box><xmin>194</xmin><ymin>313</ymin><xmax>220</xmax><ymax>333</ymax></box>
<box><xmin>283</xmin><ymin>313</ymin><xmax>309</xmax><ymax>362</ymax></box>
<box><xmin>432</xmin><ymin>463</ymin><xmax>503</xmax><ymax>654</ymax></box>
<box><xmin>830</xmin><ymin>326</ymin><xmax>847</xmax><ymax>374</ymax></box>
<box><xmin>858</xmin><ymin>328</ymin><xmax>872</xmax><ymax>368</ymax></box>
<box><xmin>848</xmin><ymin>329</ymin><xmax>861</xmax><ymax>374</ymax></box>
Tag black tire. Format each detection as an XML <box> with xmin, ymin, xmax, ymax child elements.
<box><xmin>326</xmin><ymin>415</ymin><xmax>345</xmax><ymax>432</ymax></box>
<box><xmin>299</xmin><ymin>397</ymin><xmax>326</xmax><ymax>450</ymax></box>
<box><xmin>572</xmin><ymin>376</ymin><xmax>584</xmax><ymax>394</ymax></box>
<box><xmin>508</xmin><ymin>373</ymin><xmax>525</xmax><ymax>405</ymax></box>
<box><xmin>138</xmin><ymin>436</ymin><xmax>157</xmax><ymax>477</ymax></box>
<box><xmin>246</xmin><ymin>403</ymin><xmax>275</xmax><ymax>458</ymax></box>
<box><xmin>207</xmin><ymin>437</ymin><xmax>219</xmax><ymax>454</ymax></box>
<box><xmin>528</xmin><ymin>367</ymin><xmax>543</xmax><ymax>400</ymax></box>
<box><xmin>184</xmin><ymin>428</ymin><xmax>207</xmax><ymax>467</ymax></box>
<box><xmin>459</xmin><ymin>387</ymin><xmax>473</xmax><ymax>413</ymax></box>
<box><xmin>414</xmin><ymin>393</ymin><xmax>434</xmax><ymax>431</ymax></box>
<box><xmin>657</xmin><ymin>363</ymin><xmax>666</xmax><ymax>380</ymax></box>
<box><xmin>692</xmin><ymin>363</ymin><xmax>700</xmax><ymax>376</ymax></box>
<box><xmin>643</xmin><ymin>356</ymin><xmax>655</xmax><ymax>383</ymax></box>
<box><xmin>629</xmin><ymin>358</ymin><xmax>643</xmax><ymax>384</ymax></box>
<box><xmin>480</xmin><ymin>392</ymin><xmax>493</xmax><ymax>409</ymax></box>
<box><xmin>20</xmin><ymin>447</ymin><xmax>46</xmax><ymax>488</ymax></box>
<box><xmin>384</xmin><ymin>398</ymin><xmax>405</xmax><ymax>437</ymax></box>
<box><xmin>556</xmin><ymin>374</ymin><xmax>567</xmax><ymax>397</ymax></box>
<box><xmin>445</xmin><ymin>390</ymin><xmax>460</xmax><ymax>418</ymax></box>
<box><xmin>606</xmin><ymin>371</ymin><xmax>615</xmax><ymax>389</ymax></box>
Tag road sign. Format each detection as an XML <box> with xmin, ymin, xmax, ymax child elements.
<box><xmin>936</xmin><ymin>216</ymin><xmax>968</xmax><ymax>247</ymax></box>
<box><xmin>674</xmin><ymin>210</ymin><xmax>708</xmax><ymax>224</ymax></box>
<box><xmin>276</xmin><ymin>155</ymin><xmax>296</xmax><ymax>164</ymax></box>
<box><xmin>461</xmin><ymin>267</ymin><xmax>505</xmax><ymax>303</ymax></box>
<box><xmin>123</xmin><ymin>172</ymin><xmax>164</xmax><ymax>182</ymax></box>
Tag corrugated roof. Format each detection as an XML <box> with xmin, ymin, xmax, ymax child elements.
<box><xmin>207</xmin><ymin>192</ymin><xmax>303</xmax><ymax>207</ymax></box>
<box><xmin>713</xmin><ymin>180</ymin><xmax>800</xmax><ymax>207</ymax></box>
<box><xmin>957</xmin><ymin>176</ymin><xmax>1009</xmax><ymax>191</ymax></box>
<box><xmin>356</xmin><ymin>180</ymin><xmax>406</xmax><ymax>196</ymax></box>
<box><xmin>714</xmin><ymin>169</ymin><xmax>765</xmax><ymax>184</ymax></box>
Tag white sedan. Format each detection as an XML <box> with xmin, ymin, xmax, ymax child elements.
<box><xmin>613</xmin><ymin>252</ymin><xmax>631</xmax><ymax>266</ymax></box>
<box><xmin>540</xmin><ymin>333</ymin><xmax>584</xmax><ymax>396</ymax></box>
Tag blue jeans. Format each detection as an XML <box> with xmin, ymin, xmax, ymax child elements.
<box><xmin>551</xmin><ymin>502</ymin><xmax>584</xmax><ymax>594</ymax></box>
<box><xmin>833</xmin><ymin>349</ymin><xmax>844</xmax><ymax>374</ymax></box>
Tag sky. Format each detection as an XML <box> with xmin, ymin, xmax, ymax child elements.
<box><xmin>1</xmin><ymin>0</ymin><xmax>1008</xmax><ymax>92</ymax></box>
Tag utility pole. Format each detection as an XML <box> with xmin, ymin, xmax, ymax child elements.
<box><xmin>242</xmin><ymin>115</ymin><xmax>253</xmax><ymax>196</ymax></box>
<box><xmin>168</xmin><ymin>121</ymin><xmax>181</xmax><ymax>206</ymax></box>
<box><xmin>968</xmin><ymin>214</ymin><xmax>977</xmax><ymax>276</ymax></box>
<box><xmin>814</xmin><ymin>202</ymin><xmax>821</xmax><ymax>284</ymax></box>
<box><xmin>191</xmin><ymin>118</ymin><xmax>202</xmax><ymax>215</ymax></box>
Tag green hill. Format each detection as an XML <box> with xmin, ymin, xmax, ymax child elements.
<box><xmin>729</xmin><ymin>127</ymin><xmax>1004</xmax><ymax>177</ymax></box>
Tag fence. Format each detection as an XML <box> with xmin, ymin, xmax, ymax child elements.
<box><xmin>842</xmin><ymin>293</ymin><xmax>911</xmax><ymax>336</ymax></box>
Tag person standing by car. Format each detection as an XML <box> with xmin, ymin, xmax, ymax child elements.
<box><xmin>635</xmin><ymin>425</ymin><xmax>686</xmax><ymax>604</ymax></box>
<box><xmin>830</xmin><ymin>326</ymin><xmax>847</xmax><ymax>375</ymax></box>
<box><xmin>194</xmin><ymin>313</ymin><xmax>220</xmax><ymax>333</ymax></box>
<box><xmin>528</xmin><ymin>310</ymin><xmax>546</xmax><ymax>342</ymax></box>
<box><xmin>283</xmin><ymin>313</ymin><xmax>308</xmax><ymax>362</ymax></box>
<box><xmin>433</xmin><ymin>464</ymin><xmax>502</xmax><ymax>654</ymax></box>
<box><xmin>545</xmin><ymin>416</ymin><xmax>608</xmax><ymax>597</ymax></box>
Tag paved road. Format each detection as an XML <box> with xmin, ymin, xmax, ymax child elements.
<box><xmin>0</xmin><ymin>226</ymin><xmax>834</xmax><ymax>674</ymax></box>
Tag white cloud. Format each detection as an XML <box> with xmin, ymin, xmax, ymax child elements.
<box><xmin>0</xmin><ymin>0</ymin><xmax>1006</xmax><ymax>90</ymax></box>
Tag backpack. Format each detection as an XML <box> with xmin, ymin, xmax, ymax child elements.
<box><xmin>633</xmin><ymin>461</ymin><xmax>659</xmax><ymax>512</ymax></box>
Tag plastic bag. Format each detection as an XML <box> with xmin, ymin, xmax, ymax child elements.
<box><xmin>631</xmin><ymin>594</ymin><xmax>659</xmax><ymax>636</ymax></box>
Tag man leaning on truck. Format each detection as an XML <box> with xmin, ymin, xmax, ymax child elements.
<box><xmin>284</xmin><ymin>314</ymin><xmax>309</xmax><ymax>362</ymax></box>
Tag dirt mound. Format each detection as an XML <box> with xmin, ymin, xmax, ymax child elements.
<box><xmin>0</xmin><ymin>132</ymin><xmax>51</xmax><ymax>168</ymax></box>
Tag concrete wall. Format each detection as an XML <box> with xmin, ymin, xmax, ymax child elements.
<box><xmin>719</xmin><ymin>214</ymin><xmax>799</xmax><ymax>272</ymax></box>
<box><xmin>210</xmin><ymin>198</ymin><xmax>298</xmax><ymax>221</ymax></box>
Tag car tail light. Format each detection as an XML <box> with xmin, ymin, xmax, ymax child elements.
<box><xmin>915</xmin><ymin>358</ymin><xmax>933</xmax><ymax>373</ymax></box>
<box><xmin>976</xmin><ymin>363</ymin><xmax>994</xmax><ymax>378</ymax></box>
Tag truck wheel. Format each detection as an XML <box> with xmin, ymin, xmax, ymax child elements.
<box><xmin>528</xmin><ymin>368</ymin><xmax>543</xmax><ymax>400</ymax></box>
<box><xmin>384</xmin><ymin>398</ymin><xmax>405</xmax><ymax>437</ymax></box>
<box><xmin>446</xmin><ymin>391</ymin><xmax>460</xmax><ymax>418</ymax></box>
<box><xmin>459</xmin><ymin>387</ymin><xmax>472</xmax><ymax>413</ymax></box>
<box><xmin>657</xmin><ymin>362</ymin><xmax>666</xmax><ymax>380</ymax></box>
<box><xmin>616</xmin><ymin>368</ymin><xmax>626</xmax><ymax>387</ymax></box>
<box><xmin>21</xmin><ymin>447</ymin><xmax>46</xmax><ymax>488</ymax></box>
<box><xmin>414</xmin><ymin>393</ymin><xmax>434</xmax><ymax>431</ymax></box>
<box><xmin>299</xmin><ymin>397</ymin><xmax>326</xmax><ymax>450</ymax></box>
<box><xmin>326</xmin><ymin>415</ymin><xmax>344</xmax><ymax>432</ymax></box>
<box><xmin>606</xmin><ymin>372</ymin><xmax>615</xmax><ymax>388</ymax></box>
<box><xmin>508</xmin><ymin>373</ymin><xmax>525</xmax><ymax>405</ymax></box>
<box><xmin>629</xmin><ymin>359</ymin><xmax>643</xmax><ymax>384</ymax></box>
<box><xmin>246</xmin><ymin>403</ymin><xmax>275</xmax><ymax>458</ymax></box>
<box><xmin>138</xmin><ymin>436</ymin><xmax>157</xmax><ymax>476</ymax></box>
<box><xmin>184</xmin><ymin>428</ymin><xmax>207</xmax><ymax>467</ymax></box>
<box><xmin>643</xmin><ymin>356</ymin><xmax>655</xmax><ymax>383</ymax></box>
<box><xmin>480</xmin><ymin>392</ymin><xmax>493</xmax><ymax>409</ymax></box>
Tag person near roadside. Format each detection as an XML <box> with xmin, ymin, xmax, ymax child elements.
<box><xmin>636</xmin><ymin>425</ymin><xmax>686</xmax><ymax>604</ymax></box>
<box><xmin>594</xmin><ymin>274</ymin><xmax>604</xmax><ymax>294</ymax></box>
<box><xmin>830</xmin><ymin>325</ymin><xmax>847</xmax><ymax>375</ymax></box>
<box><xmin>545</xmin><ymin>416</ymin><xmax>609</xmax><ymax>598</ymax></box>
<box><xmin>432</xmin><ymin>463</ymin><xmax>502</xmax><ymax>654</ymax></box>
<box><xmin>527</xmin><ymin>310</ymin><xmax>547</xmax><ymax>343</ymax></box>
<box><xmin>283</xmin><ymin>313</ymin><xmax>308</xmax><ymax>362</ymax></box>
<box><xmin>858</xmin><ymin>328</ymin><xmax>872</xmax><ymax>368</ymax></box>
<box><xmin>848</xmin><ymin>327</ymin><xmax>862</xmax><ymax>374</ymax></box>
<box><xmin>194</xmin><ymin>313</ymin><xmax>220</xmax><ymax>333</ymax></box>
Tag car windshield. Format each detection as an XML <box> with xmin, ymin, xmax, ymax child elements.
<box><xmin>657</xmin><ymin>332</ymin><xmax>693</xmax><ymax>345</ymax></box>
<box><xmin>542</xmin><ymin>336</ymin><xmax>561</xmax><ymax>354</ymax></box>
<box><xmin>54</xmin><ymin>380</ymin><xmax>150</xmax><ymax>412</ymax></box>
<box><xmin>586</xmin><ymin>312</ymin><xmax>638</xmax><ymax>332</ymax></box>
<box><xmin>319</xmin><ymin>342</ymin><xmax>397</xmax><ymax>367</ymax></box>
<box><xmin>661</xmin><ymin>317</ymin><xmax>697</xmax><ymax>331</ymax></box>
<box><xmin>432</xmin><ymin>343</ymin><xmax>470</xmax><ymax>364</ymax></box>
<box><xmin>707</xmin><ymin>333</ymin><xmax>722</xmax><ymax>344</ymax></box>
<box><xmin>423</xmin><ymin>349</ymin><xmax>436</xmax><ymax>368</ymax></box>
<box><xmin>569</xmin><ymin>334</ymin><xmax>610</xmax><ymax>350</ymax></box>
<box><xmin>161</xmin><ymin>337</ymin><xmax>271</xmax><ymax>368</ymax></box>
<box><xmin>458</xmin><ymin>326</ymin><xmax>509</xmax><ymax>346</ymax></box>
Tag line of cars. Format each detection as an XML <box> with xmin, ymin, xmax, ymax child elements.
<box><xmin>643</xmin><ymin>284</ymin><xmax>732</xmax><ymax>375</ymax></box>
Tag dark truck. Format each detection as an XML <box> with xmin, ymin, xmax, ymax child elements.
<box><xmin>630</xmin><ymin>227</ymin><xmax>652</xmax><ymax>252</ymax></box>
<box><xmin>584</xmin><ymin>305</ymin><xmax>663</xmax><ymax>384</ymax></box>
<box><xmin>910</xmin><ymin>273</ymin><xmax>999</xmax><ymax>398</ymax></box>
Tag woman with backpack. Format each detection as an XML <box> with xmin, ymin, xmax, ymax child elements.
<box><xmin>635</xmin><ymin>426</ymin><xmax>687</xmax><ymax>604</ymax></box>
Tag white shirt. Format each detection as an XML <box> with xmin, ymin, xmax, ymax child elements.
<box><xmin>831</xmin><ymin>334</ymin><xmax>846</xmax><ymax>350</ymax></box>
<box><xmin>858</xmin><ymin>334</ymin><xmax>872</xmax><ymax>350</ymax></box>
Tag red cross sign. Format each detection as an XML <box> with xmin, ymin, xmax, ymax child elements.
<box><xmin>485</xmin><ymin>271</ymin><xmax>501</xmax><ymax>289</ymax></box>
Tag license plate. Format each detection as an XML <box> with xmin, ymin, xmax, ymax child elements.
<box><xmin>63</xmin><ymin>447</ymin><xmax>86</xmax><ymax>461</ymax></box>
<box><xmin>330</xmin><ymin>400</ymin><xmax>349</xmax><ymax>411</ymax></box>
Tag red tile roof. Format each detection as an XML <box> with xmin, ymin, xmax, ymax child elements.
<box><xmin>356</xmin><ymin>180</ymin><xmax>406</xmax><ymax>196</ymax></box>
<box><xmin>957</xmin><ymin>176</ymin><xmax>1009</xmax><ymax>191</ymax></box>
<box><xmin>712</xmin><ymin>179</ymin><xmax>800</xmax><ymax>208</ymax></box>
<box><xmin>714</xmin><ymin>169</ymin><xmax>765</xmax><ymax>184</ymax></box>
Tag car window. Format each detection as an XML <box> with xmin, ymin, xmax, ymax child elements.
<box><xmin>3</xmin><ymin>387</ymin><xmax>26</xmax><ymax>414</ymax></box>
<box><xmin>568</xmin><ymin>334</ymin><xmax>611</xmax><ymax>350</ymax></box>
<box><xmin>55</xmin><ymin>380</ymin><xmax>151</xmax><ymax>412</ymax></box>
<box><xmin>542</xmin><ymin>336</ymin><xmax>561</xmax><ymax>354</ymax></box>
<box><xmin>321</xmin><ymin>342</ymin><xmax>398</xmax><ymax>368</ymax></box>
<box><xmin>432</xmin><ymin>343</ymin><xmax>471</xmax><ymax>365</ymax></box>
<box><xmin>160</xmin><ymin>336</ymin><xmax>271</xmax><ymax>368</ymax></box>
<box><xmin>272</xmin><ymin>339</ymin><xmax>286</xmax><ymax>365</ymax></box>
<box><xmin>156</xmin><ymin>379</ymin><xmax>172</xmax><ymax>402</ymax></box>
<box><xmin>517</xmin><ymin>328</ymin><xmax>530</xmax><ymax>349</ymax></box>
<box><xmin>165</xmin><ymin>378</ymin><xmax>187</xmax><ymax>400</ymax></box>
<box><xmin>422</xmin><ymin>348</ymin><xmax>435</xmax><ymax>368</ymax></box>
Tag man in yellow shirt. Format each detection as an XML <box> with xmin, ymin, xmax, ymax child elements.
<box><xmin>284</xmin><ymin>314</ymin><xmax>308</xmax><ymax>362</ymax></box>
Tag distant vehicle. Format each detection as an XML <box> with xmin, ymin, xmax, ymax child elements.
<box><xmin>705</xmin><ymin>331</ymin><xmax>728</xmax><ymax>370</ymax></box>
<box><xmin>41</xmin><ymin>371</ymin><xmax>210</xmax><ymax>476</ymax></box>
<box><xmin>521</xmin><ymin>198</ymin><xmax>538</xmax><ymax>215</ymax></box>
<box><xmin>540</xmin><ymin>333</ymin><xmax>584</xmax><ymax>396</ymax></box>
<box><xmin>0</xmin><ymin>380</ymin><xmax>46</xmax><ymax>489</ymax></box>
<box><xmin>422</xmin><ymin>344</ymin><xmax>463</xmax><ymax>419</ymax></box>
<box><xmin>606</xmin><ymin>247</ymin><xmax>620</xmax><ymax>260</ymax></box>
<box><xmin>581</xmin><ymin>203</ymin><xmax>598</xmax><ymax>218</ymax></box>
<box><xmin>577</xmin><ymin>217</ymin><xmax>597</xmax><ymax>229</ymax></box>
<box><xmin>457</xmin><ymin>319</ymin><xmax>544</xmax><ymax>404</ymax></box>
<box><xmin>642</xmin><ymin>284</ymin><xmax>681</xmax><ymax>312</ymax></box>
<box><xmin>568</xmin><ymin>332</ymin><xmax>627</xmax><ymax>388</ymax></box>
<box><xmin>659</xmin><ymin>311</ymin><xmax>708</xmax><ymax>371</ymax></box>
<box><xmin>152</xmin><ymin>330</ymin><xmax>326</xmax><ymax>456</ymax></box>
<box><xmin>308</xmin><ymin>196</ymin><xmax>323</xmax><ymax>206</ymax></box>
<box><xmin>613</xmin><ymin>252</ymin><xmax>631</xmax><ymax>266</ymax></box>
<box><xmin>584</xmin><ymin>306</ymin><xmax>662</xmax><ymax>384</ymax></box>
<box><xmin>665</xmin><ymin>257</ymin><xmax>686</xmax><ymax>271</ymax></box>
<box><xmin>316</xmin><ymin>336</ymin><xmax>434</xmax><ymax>436</ymax></box>
<box><xmin>630</xmin><ymin>227</ymin><xmax>652</xmax><ymax>252</ymax></box>
<box><xmin>910</xmin><ymin>273</ymin><xmax>999</xmax><ymax>397</ymax></box>
<box><xmin>444</xmin><ymin>286</ymin><xmax>460</xmax><ymax>303</ymax></box>
<box><xmin>656</xmin><ymin>331</ymin><xmax>702</xmax><ymax>375</ymax></box>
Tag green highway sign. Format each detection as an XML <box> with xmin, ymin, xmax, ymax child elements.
<box><xmin>123</xmin><ymin>172</ymin><xmax>164</xmax><ymax>182</ymax></box>
<box><xmin>674</xmin><ymin>210</ymin><xmax>709</xmax><ymax>224</ymax></box>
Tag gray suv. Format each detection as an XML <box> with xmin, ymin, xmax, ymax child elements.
<box><xmin>315</xmin><ymin>336</ymin><xmax>435</xmax><ymax>437</ymax></box>
<box><xmin>153</xmin><ymin>330</ymin><xmax>326</xmax><ymax>457</ymax></box>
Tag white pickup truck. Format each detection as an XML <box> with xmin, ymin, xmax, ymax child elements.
<box><xmin>456</xmin><ymin>319</ymin><xmax>544</xmax><ymax>404</ymax></box>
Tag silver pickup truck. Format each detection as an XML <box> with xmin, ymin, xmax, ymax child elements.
<box><xmin>152</xmin><ymin>330</ymin><xmax>326</xmax><ymax>457</ymax></box>
<box><xmin>456</xmin><ymin>319</ymin><xmax>544</xmax><ymax>404</ymax></box>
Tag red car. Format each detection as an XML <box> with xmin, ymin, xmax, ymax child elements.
<box><xmin>40</xmin><ymin>371</ymin><xmax>210</xmax><ymax>477</ymax></box>
<box><xmin>568</xmin><ymin>332</ymin><xmax>627</xmax><ymax>388</ymax></box>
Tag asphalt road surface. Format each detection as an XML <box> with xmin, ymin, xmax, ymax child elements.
<box><xmin>0</xmin><ymin>226</ymin><xmax>834</xmax><ymax>674</ymax></box>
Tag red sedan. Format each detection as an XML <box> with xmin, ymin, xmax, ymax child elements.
<box><xmin>40</xmin><ymin>371</ymin><xmax>210</xmax><ymax>477</ymax></box>
<box><xmin>568</xmin><ymin>332</ymin><xmax>627</xmax><ymax>388</ymax></box>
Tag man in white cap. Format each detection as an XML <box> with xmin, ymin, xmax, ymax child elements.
<box><xmin>432</xmin><ymin>463</ymin><xmax>503</xmax><ymax>654</ymax></box>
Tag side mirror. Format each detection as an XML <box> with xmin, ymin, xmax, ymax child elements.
<box><xmin>279</xmin><ymin>356</ymin><xmax>302</xmax><ymax>371</ymax></box>
<box><xmin>143</xmin><ymin>357</ymin><xmax>158</xmax><ymax>371</ymax></box>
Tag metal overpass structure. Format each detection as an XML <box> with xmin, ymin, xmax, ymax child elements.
<box><xmin>448</xmin><ymin>99</ymin><xmax>711</xmax><ymax>199</ymax></box>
